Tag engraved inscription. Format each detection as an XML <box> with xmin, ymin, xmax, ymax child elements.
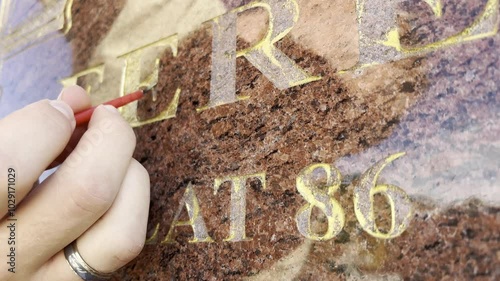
<box><xmin>118</xmin><ymin>35</ymin><xmax>181</xmax><ymax>127</ymax></box>
<box><xmin>147</xmin><ymin>154</ymin><xmax>413</xmax><ymax>244</ymax></box>
<box><xmin>0</xmin><ymin>0</ymin><xmax>73</xmax><ymax>59</ymax></box>
<box><xmin>353</xmin><ymin>153</ymin><xmax>413</xmax><ymax>239</ymax></box>
<box><xmin>60</xmin><ymin>64</ymin><xmax>105</xmax><ymax>94</ymax></box>
<box><xmin>423</xmin><ymin>0</ymin><xmax>443</xmax><ymax>17</ymax></box>
<box><xmin>214</xmin><ymin>173</ymin><xmax>267</xmax><ymax>242</ymax></box>
<box><xmin>197</xmin><ymin>0</ymin><xmax>321</xmax><ymax>111</ymax></box>
<box><xmin>145</xmin><ymin>223</ymin><xmax>160</xmax><ymax>245</ymax></box>
<box><xmin>57</xmin><ymin>0</ymin><xmax>499</xmax><ymax>127</ymax></box>
<box><xmin>163</xmin><ymin>183</ymin><xmax>214</xmax><ymax>244</ymax></box>
<box><xmin>347</xmin><ymin>0</ymin><xmax>499</xmax><ymax>72</ymax></box>
<box><xmin>295</xmin><ymin>164</ymin><xmax>345</xmax><ymax>241</ymax></box>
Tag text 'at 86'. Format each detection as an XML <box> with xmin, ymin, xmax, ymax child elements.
<box><xmin>146</xmin><ymin>153</ymin><xmax>414</xmax><ymax>244</ymax></box>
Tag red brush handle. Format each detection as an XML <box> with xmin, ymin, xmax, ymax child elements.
<box><xmin>74</xmin><ymin>90</ymin><xmax>144</xmax><ymax>126</ymax></box>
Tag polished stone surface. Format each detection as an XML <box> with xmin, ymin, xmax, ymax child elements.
<box><xmin>0</xmin><ymin>0</ymin><xmax>498</xmax><ymax>280</ymax></box>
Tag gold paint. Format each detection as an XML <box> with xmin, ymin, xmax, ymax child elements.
<box><xmin>0</xmin><ymin>0</ymin><xmax>73</xmax><ymax>58</ymax></box>
<box><xmin>356</xmin><ymin>0</ymin><xmax>365</xmax><ymax>24</ymax></box>
<box><xmin>214</xmin><ymin>173</ymin><xmax>266</xmax><ymax>242</ymax></box>
<box><xmin>163</xmin><ymin>183</ymin><xmax>214</xmax><ymax>244</ymax></box>
<box><xmin>295</xmin><ymin>163</ymin><xmax>345</xmax><ymax>241</ymax></box>
<box><xmin>378</xmin><ymin>0</ymin><xmax>499</xmax><ymax>55</ymax></box>
<box><xmin>196</xmin><ymin>11</ymin><xmax>246</xmax><ymax>112</ymax></box>
<box><xmin>117</xmin><ymin>34</ymin><xmax>181</xmax><ymax>127</ymax></box>
<box><xmin>198</xmin><ymin>0</ymin><xmax>320</xmax><ymax>111</ymax></box>
<box><xmin>423</xmin><ymin>0</ymin><xmax>443</xmax><ymax>18</ymax></box>
<box><xmin>62</xmin><ymin>0</ymin><xmax>74</xmax><ymax>34</ymax></box>
<box><xmin>400</xmin><ymin>0</ymin><xmax>499</xmax><ymax>54</ymax></box>
<box><xmin>122</xmin><ymin>88</ymin><xmax>181</xmax><ymax>128</ymax></box>
<box><xmin>85</xmin><ymin>0</ymin><xmax>227</xmax><ymax>112</ymax></box>
<box><xmin>353</xmin><ymin>153</ymin><xmax>413</xmax><ymax>239</ymax></box>
<box><xmin>60</xmin><ymin>64</ymin><xmax>105</xmax><ymax>94</ymax></box>
<box><xmin>145</xmin><ymin>223</ymin><xmax>160</xmax><ymax>245</ymax></box>
<box><xmin>379</xmin><ymin>29</ymin><xmax>402</xmax><ymax>51</ymax></box>
<box><xmin>336</xmin><ymin>61</ymin><xmax>380</xmax><ymax>75</ymax></box>
<box><xmin>0</xmin><ymin>0</ymin><xmax>12</xmax><ymax>32</ymax></box>
<box><xmin>348</xmin><ymin>0</ymin><xmax>498</xmax><ymax>73</ymax></box>
<box><xmin>235</xmin><ymin>0</ymin><xmax>321</xmax><ymax>89</ymax></box>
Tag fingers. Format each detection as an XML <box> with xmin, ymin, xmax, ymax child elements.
<box><xmin>77</xmin><ymin>159</ymin><xmax>150</xmax><ymax>272</ymax></box>
<box><xmin>0</xmin><ymin>105</ymin><xmax>137</xmax><ymax>271</ymax></box>
<box><xmin>48</xmin><ymin>126</ymin><xmax>88</xmax><ymax>169</ymax></box>
<box><xmin>0</xmin><ymin>98</ymin><xmax>75</xmax><ymax>217</ymax></box>
<box><xmin>58</xmin><ymin>85</ymin><xmax>91</xmax><ymax>113</ymax></box>
<box><xmin>49</xmin><ymin>86</ymin><xmax>92</xmax><ymax>168</ymax></box>
<box><xmin>33</xmin><ymin>160</ymin><xmax>150</xmax><ymax>280</ymax></box>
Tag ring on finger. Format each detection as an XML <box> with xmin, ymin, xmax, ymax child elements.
<box><xmin>64</xmin><ymin>241</ymin><xmax>112</xmax><ymax>280</ymax></box>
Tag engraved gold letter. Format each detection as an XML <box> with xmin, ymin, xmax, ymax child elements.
<box><xmin>118</xmin><ymin>34</ymin><xmax>181</xmax><ymax>127</ymax></box>
<box><xmin>60</xmin><ymin>64</ymin><xmax>105</xmax><ymax>94</ymax></box>
<box><xmin>163</xmin><ymin>183</ymin><xmax>214</xmax><ymax>244</ymax></box>
<box><xmin>0</xmin><ymin>0</ymin><xmax>73</xmax><ymax>58</ymax></box>
<box><xmin>198</xmin><ymin>0</ymin><xmax>320</xmax><ymax>111</ymax></box>
<box><xmin>353</xmin><ymin>153</ymin><xmax>413</xmax><ymax>239</ymax></box>
<box><xmin>346</xmin><ymin>0</ymin><xmax>499</xmax><ymax>72</ymax></box>
<box><xmin>214</xmin><ymin>173</ymin><xmax>266</xmax><ymax>242</ymax></box>
<box><xmin>145</xmin><ymin>223</ymin><xmax>160</xmax><ymax>245</ymax></box>
<box><xmin>295</xmin><ymin>164</ymin><xmax>345</xmax><ymax>241</ymax></box>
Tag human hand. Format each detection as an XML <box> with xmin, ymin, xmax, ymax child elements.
<box><xmin>0</xmin><ymin>86</ymin><xmax>150</xmax><ymax>281</ymax></box>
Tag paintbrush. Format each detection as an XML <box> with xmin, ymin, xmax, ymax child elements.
<box><xmin>74</xmin><ymin>90</ymin><xmax>145</xmax><ymax>126</ymax></box>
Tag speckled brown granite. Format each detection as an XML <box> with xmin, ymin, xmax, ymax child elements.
<box><xmin>355</xmin><ymin>35</ymin><xmax>500</xmax><ymax>192</ymax></box>
<box><xmin>336</xmin><ymin>0</ymin><xmax>499</xmax><ymax>202</ymax></box>
<box><xmin>398</xmin><ymin>0</ymin><xmax>488</xmax><ymax>47</ymax></box>
<box><xmin>383</xmin><ymin>200</ymin><xmax>499</xmax><ymax>280</ymax></box>
<box><xmin>99</xmin><ymin>26</ymin><xmax>409</xmax><ymax>279</ymax></box>
<box><xmin>61</xmin><ymin>0</ymin><xmax>499</xmax><ymax>280</ymax></box>
<box><xmin>295</xmin><ymin>199</ymin><xmax>500</xmax><ymax>280</ymax></box>
<box><xmin>111</xmin><ymin>25</ymin><xmax>492</xmax><ymax>280</ymax></box>
<box><xmin>66</xmin><ymin>0</ymin><xmax>126</xmax><ymax>72</ymax></box>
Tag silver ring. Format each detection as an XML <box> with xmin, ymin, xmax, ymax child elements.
<box><xmin>64</xmin><ymin>241</ymin><xmax>112</xmax><ymax>280</ymax></box>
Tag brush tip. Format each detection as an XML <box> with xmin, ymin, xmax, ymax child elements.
<box><xmin>138</xmin><ymin>86</ymin><xmax>154</xmax><ymax>93</ymax></box>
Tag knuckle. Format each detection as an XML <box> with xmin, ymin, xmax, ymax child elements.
<box><xmin>63</xmin><ymin>174</ymin><xmax>116</xmax><ymax>216</ymax></box>
<box><xmin>34</xmin><ymin>100</ymin><xmax>73</xmax><ymax>137</ymax></box>
<box><xmin>111</xmin><ymin>236</ymin><xmax>145</xmax><ymax>264</ymax></box>
<box><xmin>96</xmin><ymin>117</ymin><xmax>136</xmax><ymax>150</ymax></box>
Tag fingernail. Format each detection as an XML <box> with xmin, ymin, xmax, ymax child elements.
<box><xmin>57</xmin><ymin>88</ymin><xmax>67</xmax><ymax>100</ymax></box>
<box><xmin>103</xmin><ymin>105</ymin><xmax>120</xmax><ymax>114</ymax></box>
<box><xmin>49</xmin><ymin>100</ymin><xmax>76</xmax><ymax>129</ymax></box>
